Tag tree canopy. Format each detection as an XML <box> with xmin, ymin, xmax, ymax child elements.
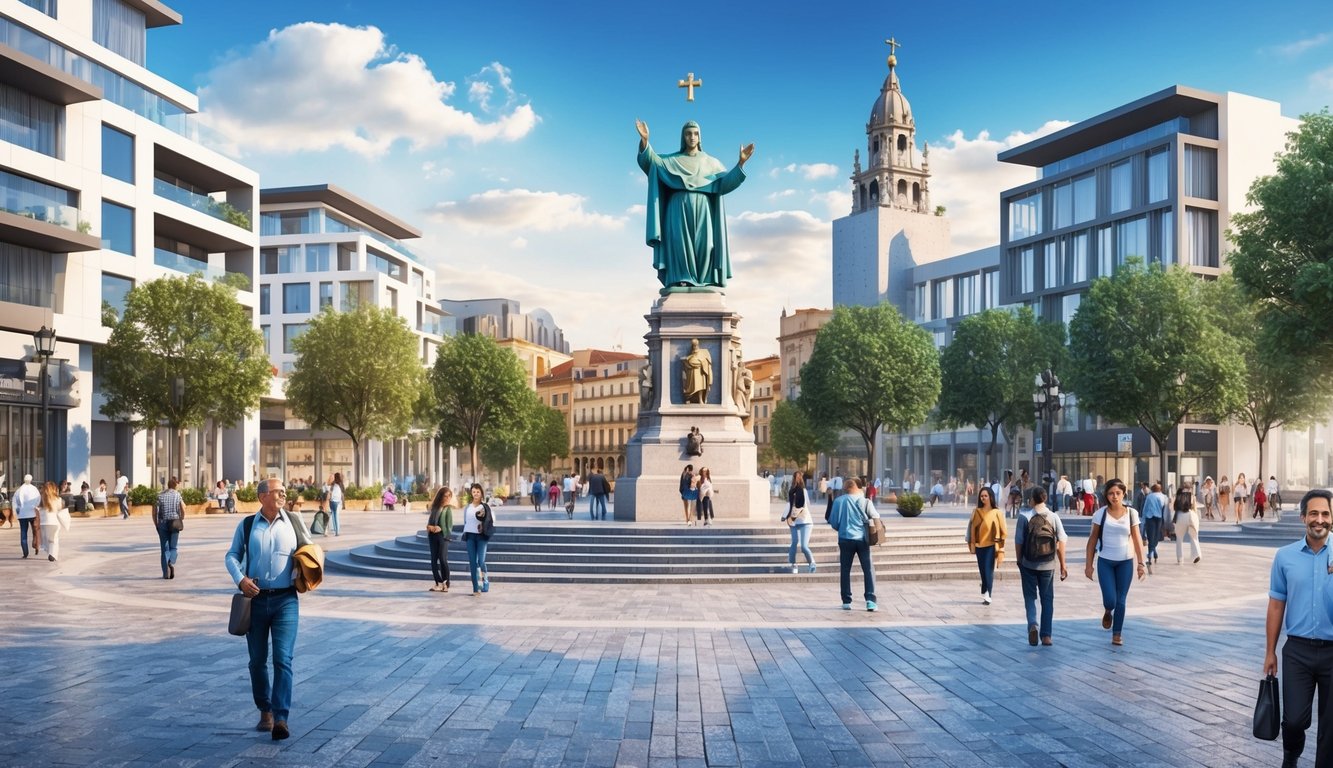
<box><xmin>479</xmin><ymin>391</ymin><xmax>569</xmax><ymax>477</ymax></box>
<box><xmin>430</xmin><ymin>333</ymin><xmax>531</xmax><ymax>476</ymax></box>
<box><xmin>97</xmin><ymin>274</ymin><xmax>270</xmax><ymax>437</ymax></box>
<box><xmin>285</xmin><ymin>305</ymin><xmax>425</xmax><ymax>485</ymax></box>
<box><xmin>798</xmin><ymin>303</ymin><xmax>940</xmax><ymax>476</ymax></box>
<box><xmin>769</xmin><ymin>399</ymin><xmax>837</xmax><ymax>471</ymax></box>
<box><xmin>1229</xmin><ymin>110</ymin><xmax>1333</xmax><ymax>370</ymax></box>
<box><xmin>936</xmin><ymin>307</ymin><xmax>1066</xmax><ymax>482</ymax></box>
<box><xmin>1066</xmin><ymin>260</ymin><xmax>1244</xmax><ymax>483</ymax></box>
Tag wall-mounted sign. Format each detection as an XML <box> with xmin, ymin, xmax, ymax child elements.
<box><xmin>1117</xmin><ymin>433</ymin><xmax>1134</xmax><ymax>454</ymax></box>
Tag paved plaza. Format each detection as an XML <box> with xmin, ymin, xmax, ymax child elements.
<box><xmin>0</xmin><ymin>504</ymin><xmax>1290</xmax><ymax>767</ymax></box>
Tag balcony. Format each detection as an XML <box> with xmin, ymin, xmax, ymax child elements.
<box><xmin>154</xmin><ymin>247</ymin><xmax>226</xmax><ymax>281</ymax></box>
<box><xmin>154</xmin><ymin>178</ymin><xmax>249</xmax><ymax>230</ymax></box>
<box><xmin>0</xmin><ymin>202</ymin><xmax>98</xmax><ymax>253</ymax></box>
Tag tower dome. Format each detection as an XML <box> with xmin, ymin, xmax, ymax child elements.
<box><xmin>870</xmin><ymin>65</ymin><xmax>912</xmax><ymax>127</ymax></box>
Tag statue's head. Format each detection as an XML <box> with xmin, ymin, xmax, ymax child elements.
<box><xmin>679</xmin><ymin>121</ymin><xmax>701</xmax><ymax>153</ymax></box>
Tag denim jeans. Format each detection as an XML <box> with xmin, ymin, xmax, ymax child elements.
<box><xmin>838</xmin><ymin>537</ymin><xmax>876</xmax><ymax>605</ymax></box>
<box><xmin>465</xmin><ymin>532</ymin><xmax>489</xmax><ymax>593</ymax></box>
<box><xmin>328</xmin><ymin>500</ymin><xmax>341</xmax><ymax>535</ymax></box>
<box><xmin>1143</xmin><ymin>517</ymin><xmax>1162</xmax><ymax>560</ymax></box>
<box><xmin>156</xmin><ymin>523</ymin><xmax>179</xmax><ymax>577</ymax></box>
<box><xmin>19</xmin><ymin>516</ymin><xmax>36</xmax><ymax>556</ymax></box>
<box><xmin>590</xmin><ymin>493</ymin><xmax>608</xmax><ymax>519</ymax></box>
<box><xmin>427</xmin><ymin>532</ymin><xmax>450</xmax><ymax>585</ymax></box>
<box><xmin>117</xmin><ymin>493</ymin><xmax>128</xmax><ymax>518</ymax></box>
<box><xmin>788</xmin><ymin>523</ymin><xmax>813</xmax><ymax>566</ymax></box>
<box><xmin>1096</xmin><ymin>557</ymin><xmax>1135</xmax><ymax>634</ymax></box>
<box><xmin>247</xmin><ymin>590</ymin><xmax>298</xmax><ymax>721</ymax></box>
<box><xmin>1019</xmin><ymin>565</ymin><xmax>1055</xmax><ymax>638</ymax></box>
<box><xmin>696</xmin><ymin>496</ymin><xmax>714</xmax><ymax>521</ymax></box>
<box><xmin>974</xmin><ymin>545</ymin><xmax>996</xmax><ymax>595</ymax></box>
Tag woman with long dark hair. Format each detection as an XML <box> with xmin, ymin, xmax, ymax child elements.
<box><xmin>327</xmin><ymin>472</ymin><xmax>345</xmax><ymax>536</ymax></box>
<box><xmin>679</xmin><ymin>465</ymin><xmax>697</xmax><ymax>525</ymax></box>
<box><xmin>1084</xmin><ymin>478</ymin><xmax>1147</xmax><ymax>646</ymax></box>
<box><xmin>426</xmin><ymin>486</ymin><xmax>455</xmax><ymax>592</ymax></box>
<box><xmin>696</xmin><ymin>467</ymin><xmax>714</xmax><ymax>526</ymax></box>
<box><xmin>967</xmin><ymin>486</ymin><xmax>1005</xmax><ymax>605</ymax></box>
<box><xmin>462</xmin><ymin>483</ymin><xmax>495</xmax><ymax>595</ymax></box>
<box><xmin>784</xmin><ymin>471</ymin><xmax>814</xmax><ymax>573</ymax></box>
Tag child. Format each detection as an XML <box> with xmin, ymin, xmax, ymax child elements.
<box><xmin>1253</xmin><ymin>484</ymin><xmax>1267</xmax><ymax>520</ymax></box>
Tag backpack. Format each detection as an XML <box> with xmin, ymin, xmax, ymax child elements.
<box><xmin>1023</xmin><ymin>511</ymin><xmax>1058</xmax><ymax>563</ymax></box>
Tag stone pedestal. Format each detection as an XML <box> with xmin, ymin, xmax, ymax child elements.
<box><xmin>614</xmin><ymin>291</ymin><xmax>769</xmax><ymax>521</ymax></box>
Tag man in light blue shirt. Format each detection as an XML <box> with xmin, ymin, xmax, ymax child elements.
<box><xmin>827</xmin><ymin>477</ymin><xmax>880</xmax><ymax>612</ymax></box>
<box><xmin>1140</xmin><ymin>482</ymin><xmax>1169</xmax><ymax>572</ymax></box>
<box><xmin>225</xmin><ymin>478</ymin><xmax>299</xmax><ymax>741</ymax></box>
<box><xmin>1265</xmin><ymin>489</ymin><xmax>1333</xmax><ymax>768</ymax></box>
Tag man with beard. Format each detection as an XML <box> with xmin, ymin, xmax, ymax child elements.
<box><xmin>1264</xmin><ymin>489</ymin><xmax>1333</xmax><ymax>768</ymax></box>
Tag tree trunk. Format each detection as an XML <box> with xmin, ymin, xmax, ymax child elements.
<box><xmin>1257</xmin><ymin>433</ymin><xmax>1267</xmax><ymax>486</ymax></box>
<box><xmin>985</xmin><ymin>423</ymin><xmax>1001</xmax><ymax>486</ymax></box>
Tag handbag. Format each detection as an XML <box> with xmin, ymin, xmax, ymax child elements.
<box><xmin>56</xmin><ymin>507</ymin><xmax>72</xmax><ymax>532</ymax></box>
<box><xmin>1253</xmin><ymin>674</ymin><xmax>1280</xmax><ymax>740</ymax></box>
<box><xmin>228</xmin><ymin>592</ymin><xmax>252</xmax><ymax>636</ymax></box>
<box><xmin>859</xmin><ymin>499</ymin><xmax>885</xmax><ymax>546</ymax></box>
<box><xmin>170</xmin><ymin>515</ymin><xmax>183</xmax><ymax>532</ymax></box>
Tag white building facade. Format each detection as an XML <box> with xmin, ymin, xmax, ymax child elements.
<box><xmin>0</xmin><ymin>0</ymin><xmax>260</xmax><ymax>491</ymax></box>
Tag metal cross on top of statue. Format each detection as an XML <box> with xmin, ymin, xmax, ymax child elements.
<box><xmin>677</xmin><ymin>71</ymin><xmax>702</xmax><ymax>102</ymax></box>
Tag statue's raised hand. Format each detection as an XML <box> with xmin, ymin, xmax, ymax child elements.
<box><xmin>738</xmin><ymin>143</ymin><xmax>755</xmax><ymax>167</ymax></box>
<box><xmin>635</xmin><ymin>119</ymin><xmax>649</xmax><ymax>145</ymax></box>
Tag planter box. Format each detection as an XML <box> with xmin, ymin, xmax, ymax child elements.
<box><xmin>183</xmin><ymin>503</ymin><xmax>208</xmax><ymax>516</ymax></box>
<box><xmin>235</xmin><ymin>501</ymin><xmax>261</xmax><ymax>514</ymax></box>
<box><xmin>130</xmin><ymin>504</ymin><xmax>153</xmax><ymax>518</ymax></box>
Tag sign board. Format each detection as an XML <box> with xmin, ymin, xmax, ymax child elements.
<box><xmin>1034</xmin><ymin>437</ymin><xmax>1043</xmax><ymax>454</ymax></box>
<box><xmin>1117</xmin><ymin>433</ymin><xmax>1134</xmax><ymax>454</ymax></box>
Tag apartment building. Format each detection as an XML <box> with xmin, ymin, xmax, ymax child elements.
<box><xmin>537</xmin><ymin>349</ymin><xmax>645</xmax><ymax>478</ymax></box>
<box><xmin>746</xmin><ymin>355</ymin><xmax>779</xmax><ymax>468</ymax></box>
<box><xmin>257</xmin><ymin>184</ymin><xmax>451</xmax><ymax>488</ymax></box>
<box><xmin>0</xmin><ymin>0</ymin><xmax>260</xmax><ymax>489</ymax></box>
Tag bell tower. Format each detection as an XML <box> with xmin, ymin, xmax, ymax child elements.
<box><xmin>850</xmin><ymin>39</ymin><xmax>932</xmax><ymax>215</ymax></box>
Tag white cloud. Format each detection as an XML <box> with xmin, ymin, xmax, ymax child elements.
<box><xmin>770</xmin><ymin>162</ymin><xmax>840</xmax><ymax>180</ymax></box>
<box><xmin>1265</xmin><ymin>32</ymin><xmax>1330</xmax><ymax>58</ymax></box>
<box><xmin>430</xmin><ymin>189</ymin><xmax>625</xmax><ymax>233</ymax></box>
<box><xmin>725</xmin><ymin>210</ymin><xmax>834</xmax><ymax>347</ymax></box>
<box><xmin>927</xmin><ymin>120</ymin><xmax>1072</xmax><ymax>251</ymax></box>
<box><xmin>811</xmin><ymin>189</ymin><xmax>851</xmax><ymax>220</ymax></box>
<box><xmin>467</xmin><ymin>62</ymin><xmax>519</xmax><ymax>113</ymax></box>
<box><xmin>766</xmin><ymin>189</ymin><xmax>798</xmax><ymax>201</ymax></box>
<box><xmin>509</xmin><ymin>236</ymin><xmax>528</xmax><ymax>249</ymax></box>
<box><xmin>420</xmin><ymin>160</ymin><xmax>454</xmax><ymax>180</ymax></box>
<box><xmin>198</xmin><ymin>23</ymin><xmax>538</xmax><ymax>156</ymax></box>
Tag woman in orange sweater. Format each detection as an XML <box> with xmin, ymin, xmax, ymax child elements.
<box><xmin>967</xmin><ymin>487</ymin><xmax>1006</xmax><ymax>605</ymax></box>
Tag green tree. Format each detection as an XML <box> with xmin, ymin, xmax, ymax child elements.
<box><xmin>769</xmin><ymin>399</ymin><xmax>837</xmax><ymax>470</ymax></box>
<box><xmin>430</xmin><ymin>333</ymin><xmax>530</xmax><ymax>476</ymax></box>
<box><xmin>524</xmin><ymin>402</ymin><xmax>570</xmax><ymax>472</ymax></box>
<box><xmin>285</xmin><ymin>305</ymin><xmax>425</xmax><ymax>485</ymax></box>
<box><xmin>97</xmin><ymin>274</ymin><xmax>270</xmax><ymax>479</ymax></box>
<box><xmin>1213</xmin><ymin>276</ymin><xmax>1333</xmax><ymax>478</ymax></box>
<box><xmin>478</xmin><ymin>390</ymin><xmax>570</xmax><ymax>479</ymax></box>
<box><xmin>1230</xmin><ymin>110</ymin><xmax>1333</xmax><ymax>368</ymax></box>
<box><xmin>936</xmin><ymin>307</ymin><xmax>1066</xmax><ymax>483</ymax></box>
<box><xmin>798</xmin><ymin>303</ymin><xmax>941</xmax><ymax>475</ymax></box>
<box><xmin>1066</xmin><ymin>260</ymin><xmax>1245</xmax><ymax>485</ymax></box>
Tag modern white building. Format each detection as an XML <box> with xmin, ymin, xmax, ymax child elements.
<box><xmin>258</xmin><ymin>184</ymin><xmax>452</xmax><ymax>489</ymax></box>
<box><xmin>0</xmin><ymin>0</ymin><xmax>260</xmax><ymax>490</ymax></box>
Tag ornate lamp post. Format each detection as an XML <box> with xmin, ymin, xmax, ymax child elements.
<box><xmin>1032</xmin><ymin>369</ymin><xmax>1061</xmax><ymax>504</ymax></box>
<box><xmin>33</xmin><ymin>325</ymin><xmax>56</xmax><ymax>481</ymax></box>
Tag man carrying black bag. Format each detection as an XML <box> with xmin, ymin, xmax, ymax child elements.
<box><xmin>1264</xmin><ymin>489</ymin><xmax>1333</xmax><ymax>767</ymax></box>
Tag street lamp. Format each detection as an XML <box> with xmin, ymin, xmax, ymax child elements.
<box><xmin>1032</xmin><ymin>369</ymin><xmax>1061</xmax><ymax>504</ymax></box>
<box><xmin>33</xmin><ymin>325</ymin><xmax>56</xmax><ymax>482</ymax></box>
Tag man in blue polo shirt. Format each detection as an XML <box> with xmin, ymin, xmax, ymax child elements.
<box><xmin>1265</xmin><ymin>489</ymin><xmax>1333</xmax><ymax>768</ymax></box>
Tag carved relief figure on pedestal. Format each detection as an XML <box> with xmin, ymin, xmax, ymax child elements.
<box><xmin>680</xmin><ymin>339</ymin><xmax>712</xmax><ymax>404</ymax></box>
<box><xmin>639</xmin><ymin>363</ymin><xmax>654</xmax><ymax>411</ymax></box>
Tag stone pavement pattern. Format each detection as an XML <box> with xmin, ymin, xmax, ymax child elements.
<box><xmin>0</xmin><ymin>507</ymin><xmax>1288</xmax><ymax>766</ymax></box>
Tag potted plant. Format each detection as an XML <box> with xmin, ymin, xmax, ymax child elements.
<box><xmin>128</xmin><ymin>484</ymin><xmax>157</xmax><ymax>517</ymax></box>
<box><xmin>234</xmin><ymin>483</ymin><xmax>260</xmax><ymax>513</ymax></box>
<box><xmin>896</xmin><ymin>492</ymin><xmax>925</xmax><ymax>518</ymax></box>
<box><xmin>180</xmin><ymin>486</ymin><xmax>208</xmax><ymax>516</ymax></box>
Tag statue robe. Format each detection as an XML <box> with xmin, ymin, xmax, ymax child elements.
<box><xmin>638</xmin><ymin>144</ymin><xmax>745</xmax><ymax>288</ymax></box>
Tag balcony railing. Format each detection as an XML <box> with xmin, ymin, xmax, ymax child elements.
<box><xmin>154</xmin><ymin>179</ymin><xmax>250</xmax><ymax>229</ymax></box>
<box><xmin>154</xmin><ymin>247</ymin><xmax>226</xmax><ymax>281</ymax></box>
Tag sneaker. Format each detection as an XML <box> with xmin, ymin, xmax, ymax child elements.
<box><xmin>807</xmin><ymin>563</ymin><xmax>817</xmax><ymax>573</ymax></box>
<box><xmin>1102</xmin><ymin>610</ymin><xmax>1113</xmax><ymax>630</ymax></box>
<box><xmin>866</xmin><ymin>601</ymin><xmax>878</xmax><ymax>612</ymax></box>
<box><xmin>481</xmin><ymin>576</ymin><xmax>490</xmax><ymax>593</ymax></box>
<box><xmin>1146</xmin><ymin>561</ymin><xmax>1153</xmax><ymax>575</ymax></box>
<box><xmin>982</xmin><ymin>592</ymin><xmax>992</xmax><ymax>605</ymax></box>
<box><xmin>791</xmin><ymin>566</ymin><xmax>799</xmax><ymax>574</ymax></box>
<box><xmin>841</xmin><ymin>603</ymin><xmax>852</xmax><ymax>611</ymax></box>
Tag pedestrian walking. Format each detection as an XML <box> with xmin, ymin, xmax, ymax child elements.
<box><xmin>1254</xmin><ymin>483</ymin><xmax>1268</xmax><ymax>520</ymax></box>
<box><xmin>39</xmin><ymin>481</ymin><xmax>65</xmax><ymax>562</ymax></box>
<box><xmin>14</xmin><ymin>474</ymin><xmax>40</xmax><ymax>557</ymax></box>
<box><xmin>1085</xmin><ymin>479</ymin><xmax>1146</xmax><ymax>646</ymax></box>
<box><xmin>153</xmin><ymin>477</ymin><xmax>184</xmax><ymax>579</ymax></box>
<box><xmin>1268</xmin><ymin>475</ymin><xmax>1283</xmax><ymax>515</ymax></box>
<box><xmin>463</xmin><ymin>483</ymin><xmax>495</xmax><ymax>595</ymax></box>
<box><xmin>326</xmin><ymin>473</ymin><xmax>343</xmax><ymax>536</ymax></box>
<box><xmin>114</xmin><ymin>468</ymin><xmax>130</xmax><ymax>519</ymax></box>
<box><xmin>1140</xmin><ymin>482</ymin><xmax>1168</xmax><ymax>572</ymax></box>
<box><xmin>1200</xmin><ymin>476</ymin><xmax>1220</xmax><ymax>520</ymax></box>
<box><xmin>1173</xmin><ymin>481</ymin><xmax>1202</xmax><ymax>564</ymax></box>
<box><xmin>826</xmin><ymin>477</ymin><xmax>880</xmax><ymax>612</ymax></box>
<box><xmin>426</xmin><ymin>486</ymin><xmax>454</xmax><ymax>593</ymax></box>
<box><xmin>696</xmin><ymin>467</ymin><xmax>714</xmax><ymax>526</ymax></box>
<box><xmin>1233</xmin><ymin>472</ymin><xmax>1249</xmax><ymax>524</ymax></box>
<box><xmin>1263</xmin><ymin>489</ymin><xmax>1333</xmax><ymax>768</ymax></box>
<box><xmin>224</xmin><ymin>478</ymin><xmax>302</xmax><ymax>741</ymax></box>
<box><xmin>1015</xmin><ymin>487</ymin><xmax>1068</xmax><ymax>646</ymax></box>
<box><xmin>966</xmin><ymin>487</ymin><xmax>1005</xmax><ymax>605</ymax></box>
<box><xmin>528</xmin><ymin>473</ymin><xmax>541</xmax><ymax>512</ymax></box>
<box><xmin>679</xmin><ymin>465</ymin><xmax>697</xmax><ymax>525</ymax></box>
<box><xmin>784</xmin><ymin>471</ymin><xmax>815</xmax><ymax>573</ymax></box>
<box><xmin>588</xmin><ymin>469</ymin><xmax>610</xmax><ymax>520</ymax></box>
<box><xmin>547</xmin><ymin>480</ymin><xmax>560</xmax><ymax>511</ymax></box>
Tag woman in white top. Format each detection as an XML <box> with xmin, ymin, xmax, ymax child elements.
<box><xmin>328</xmin><ymin>472</ymin><xmax>345</xmax><ymax>536</ymax></box>
<box><xmin>695</xmin><ymin>467</ymin><xmax>715</xmax><ymax>526</ymax></box>
<box><xmin>1233</xmin><ymin>473</ymin><xmax>1249</xmax><ymax>524</ymax></box>
<box><xmin>1084</xmin><ymin>478</ymin><xmax>1146</xmax><ymax>646</ymax></box>
<box><xmin>39</xmin><ymin>481</ymin><xmax>66</xmax><ymax>562</ymax></box>
<box><xmin>93</xmin><ymin>479</ymin><xmax>108</xmax><ymax>515</ymax></box>
<box><xmin>462</xmin><ymin>482</ymin><xmax>495</xmax><ymax>595</ymax></box>
<box><xmin>784</xmin><ymin>472</ymin><xmax>815</xmax><ymax>573</ymax></box>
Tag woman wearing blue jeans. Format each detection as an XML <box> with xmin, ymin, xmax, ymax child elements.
<box><xmin>1084</xmin><ymin>478</ymin><xmax>1147</xmax><ymax>646</ymax></box>
<box><xmin>327</xmin><ymin>472</ymin><xmax>344</xmax><ymax>536</ymax></box>
<box><xmin>462</xmin><ymin>483</ymin><xmax>494</xmax><ymax>595</ymax></box>
<box><xmin>784</xmin><ymin>472</ymin><xmax>815</xmax><ymax>573</ymax></box>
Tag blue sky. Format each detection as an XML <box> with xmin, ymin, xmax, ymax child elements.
<box><xmin>149</xmin><ymin>0</ymin><xmax>1333</xmax><ymax>356</ymax></box>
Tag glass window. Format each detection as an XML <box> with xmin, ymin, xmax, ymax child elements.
<box><xmin>1116</xmin><ymin>216</ymin><xmax>1148</xmax><ymax>265</ymax></box>
<box><xmin>340</xmin><ymin>280</ymin><xmax>371</xmax><ymax>310</ymax></box>
<box><xmin>367</xmin><ymin>249</ymin><xmax>404</xmax><ymax>280</ymax></box>
<box><xmin>101</xmin><ymin>200</ymin><xmax>134</xmax><ymax>255</ymax></box>
<box><xmin>955</xmin><ymin>274</ymin><xmax>978</xmax><ymax>316</ymax></box>
<box><xmin>319</xmin><ymin>282</ymin><xmax>333</xmax><ymax>309</ymax></box>
<box><xmin>100</xmin><ymin>272</ymin><xmax>132</xmax><ymax>323</ymax></box>
<box><xmin>931</xmin><ymin>279</ymin><xmax>951</xmax><ymax>319</ymax></box>
<box><xmin>306</xmin><ymin>243</ymin><xmax>331</xmax><ymax>272</ymax></box>
<box><xmin>260</xmin><ymin>247</ymin><xmax>300</xmax><ymax>274</ymax></box>
<box><xmin>93</xmin><ymin>0</ymin><xmax>146</xmax><ymax>65</ymax></box>
<box><xmin>1160</xmin><ymin>210</ymin><xmax>1174</xmax><ymax>264</ymax></box>
<box><xmin>914</xmin><ymin>283</ymin><xmax>927</xmax><ymax>322</ymax></box>
<box><xmin>1052</xmin><ymin>182</ymin><xmax>1072</xmax><ymax>230</ymax></box>
<box><xmin>1185</xmin><ymin>207</ymin><xmax>1218</xmax><ymax>267</ymax></box>
<box><xmin>101</xmin><ymin>124</ymin><xmax>133</xmax><ymax>183</ymax></box>
<box><xmin>1008</xmin><ymin>192</ymin><xmax>1042</xmax><ymax>240</ymax></box>
<box><xmin>1071</xmin><ymin>232</ymin><xmax>1089</xmax><ymax>283</ymax></box>
<box><xmin>1073</xmin><ymin>174</ymin><xmax>1096</xmax><ymax>223</ymax></box>
<box><xmin>282</xmin><ymin>323</ymin><xmax>307</xmax><ymax>354</ymax></box>
<box><xmin>983</xmin><ymin>270</ymin><xmax>998</xmax><ymax>309</ymax></box>
<box><xmin>1097</xmin><ymin>225</ymin><xmax>1113</xmax><ymax>278</ymax></box>
<box><xmin>0</xmin><ymin>83</ymin><xmax>62</xmax><ymax>158</ymax></box>
<box><xmin>1014</xmin><ymin>247</ymin><xmax>1034</xmax><ymax>294</ymax></box>
<box><xmin>260</xmin><ymin>325</ymin><xmax>270</xmax><ymax>356</ymax></box>
<box><xmin>18</xmin><ymin>0</ymin><xmax>57</xmax><ymax>17</ymax></box>
<box><xmin>282</xmin><ymin>282</ymin><xmax>310</xmax><ymax>314</ymax></box>
<box><xmin>1061</xmin><ymin>292</ymin><xmax>1082</xmax><ymax>325</ymax></box>
<box><xmin>259</xmin><ymin>284</ymin><xmax>270</xmax><ymax>314</ymax></box>
<box><xmin>1147</xmin><ymin>148</ymin><xmax>1169</xmax><ymax>203</ymax></box>
<box><xmin>1044</xmin><ymin>240</ymin><xmax>1061</xmax><ymax>290</ymax></box>
<box><xmin>1110</xmin><ymin>160</ymin><xmax>1133</xmax><ymax>213</ymax></box>
<box><xmin>1184</xmin><ymin>145</ymin><xmax>1218</xmax><ymax>200</ymax></box>
<box><xmin>337</xmin><ymin>242</ymin><xmax>356</xmax><ymax>270</ymax></box>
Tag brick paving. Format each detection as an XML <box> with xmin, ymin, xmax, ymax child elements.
<box><xmin>0</xmin><ymin>505</ymin><xmax>1289</xmax><ymax>766</ymax></box>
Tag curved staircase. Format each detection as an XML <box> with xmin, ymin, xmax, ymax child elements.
<box><xmin>325</xmin><ymin>522</ymin><xmax>990</xmax><ymax>584</ymax></box>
